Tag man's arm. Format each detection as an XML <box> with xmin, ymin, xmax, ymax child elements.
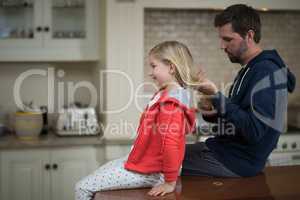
<box><xmin>211</xmin><ymin>68</ymin><xmax>280</xmax><ymax>144</ymax></box>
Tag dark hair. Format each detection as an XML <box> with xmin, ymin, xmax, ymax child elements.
<box><xmin>214</xmin><ymin>4</ymin><xmax>261</xmax><ymax>43</ymax></box>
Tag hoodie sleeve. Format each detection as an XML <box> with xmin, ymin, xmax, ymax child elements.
<box><xmin>202</xmin><ymin>115</ymin><xmax>218</xmax><ymax>123</ymax></box>
<box><xmin>211</xmin><ymin>64</ymin><xmax>283</xmax><ymax>144</ymax></box>
<box><xmin>156</xmin><ymin>101</ymin><xmax>186</xmax><ymax>182</ymax></box>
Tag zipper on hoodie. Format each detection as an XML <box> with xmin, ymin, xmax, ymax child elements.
<box><xmin>128</xmin><ymin>92</ymin><xmax>162</xmax><ymax>161</ymax></box>
<box><xmin>236</xmin><ymin>67</ymin><xmax>250</xmax><ymax>95</ymax></box>
<box><xmin>229</xmin><ymin>66</ymin><xmax>250</xmax><ymax>97</ymax></box>
<box><xmin>159</xmin><ymin>102</ymin><xmax>174</xmax><ymax>153</ymax></box>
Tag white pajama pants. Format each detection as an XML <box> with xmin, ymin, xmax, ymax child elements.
<box><xmin>75</xmin><ymin>156</ymin><xmax>164</xmax><ymax>200</ymax></box>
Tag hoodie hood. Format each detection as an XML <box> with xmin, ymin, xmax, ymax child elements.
<box><xmin>159</xmin><ymin>88</ymin><xmax>196</xmax><ymax>134</ymax></box>
<box><xmin>248</xmin><ymin>50</ymin><xmax>296</xmax><ymax>93</ymax></box>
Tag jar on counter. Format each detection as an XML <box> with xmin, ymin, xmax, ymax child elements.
<box><xmin>14</xmin><ymin>111</ymin><xmax>43</xmax><ymax>140</ymax></box>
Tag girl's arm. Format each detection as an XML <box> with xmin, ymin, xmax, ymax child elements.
<box><xmin>149</xmin><ymin>102</ymin><xmax>185</xmax><ymax>196</ymax></box>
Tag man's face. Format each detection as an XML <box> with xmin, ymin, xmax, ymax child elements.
<box><xmin>217</xmin><ymin>23</ymin><xmax>248</xmax><ymax>64</ymax></box>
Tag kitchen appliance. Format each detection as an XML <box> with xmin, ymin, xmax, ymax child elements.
<box><xmin>267</xmin><ymin>105</ymin><xmax>300</xmax><ymax>166</ymax></box>
<box><xmin>268</xmin><ymin>134</ymin><xmax>300</xmax><ymax>166</ymax></box>
<box><xmin>56</xmin><ymin>107</ymin><xmax>100</xmax><ymax>136</ymax></box>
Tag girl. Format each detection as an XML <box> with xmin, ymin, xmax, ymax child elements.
<box><xmin>75</xmin><ymin>41</ymin><xmax>201</xmax><ymax>199</ymax></box>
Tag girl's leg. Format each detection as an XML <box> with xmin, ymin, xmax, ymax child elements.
<box><xmin>75</xmin><ymin>156</ymin><xmax>164</xmax><ymax>200</ymax></box>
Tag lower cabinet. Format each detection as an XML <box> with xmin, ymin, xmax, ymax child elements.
<box><xmin>0</xmin><ymin>146</ymin><xmax>102</xmax><ymax>200</ymax></box>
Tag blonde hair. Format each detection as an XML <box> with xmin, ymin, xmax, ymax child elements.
<box><xmin>149</xmin><ymin>41</ymin><xmax>200</xmax><ymax>88</ymax></box>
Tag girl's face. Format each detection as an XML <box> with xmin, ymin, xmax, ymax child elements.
<box><xmin>148</xmin><ymin>55</ymin><xmax>175</xmax><ymax>88</ymax></box>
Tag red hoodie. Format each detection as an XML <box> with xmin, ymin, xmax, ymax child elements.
<box><xmin>124</xmin><ymin>88</ymin><xmax>196</xmax><ymax>182</ymax></box>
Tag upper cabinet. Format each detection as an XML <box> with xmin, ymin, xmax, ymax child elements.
<box><xmin>0</xmin><ymin>0</ymin><xmax>99</xmax><ymax>61</ymax></box>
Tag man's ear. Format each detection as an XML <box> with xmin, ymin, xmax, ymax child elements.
<box><xmin>246</xmin><ymin>30</ymin><xmax>255</xmax><ymax>43</ymax></box>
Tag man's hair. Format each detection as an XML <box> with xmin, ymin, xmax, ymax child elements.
<box><xmin>214</xmin><ymin>4</ymin><xmax>261</xmax><ymax>43</ymax></box>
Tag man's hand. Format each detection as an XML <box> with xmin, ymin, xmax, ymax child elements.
<box><xmin>196</xmin><ymin>65</ymin><xmax>218</xmax><ymax>117</ymax></box>
<box><xmin>198</xmin><ymin>95</ymin><xmax>218</xmax><ymax>117</ymax></box>
<box><xmin>148</xmin><ymin>181</ymin><xmax>176</xmax><ymax>196</ymax></box>
<box><xmin>197</xmin><ymin>79</ymin><xmax>219</xmax><ymax>95</ymax></box>
<box><xmin>196</xmin><ymin>65</ymin><xmax>218</xmax><ymax>95</ymax></box>
<box><xmin>199</xmin><ymin>95</ymin><xmax>213</xmax><ymax>110</ymax></box>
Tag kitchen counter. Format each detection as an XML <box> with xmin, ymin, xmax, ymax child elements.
<box><xmin>0</xmin><ymin>132</ymin><xmax>108</xmax><ymax>149</ymax></box>
<box><xmin>0</xmin><ymin>132</ymin><xmax>197</xmax><ymax>150</ymax></box>
<box><xmin>0</xmin><ymin>131</ymin><xmax>140</xmax><ymax>150</ymax></box>
<box><xmin>95</xmin><ymin>165</ymin><xmax>300</xmax><ymax>200</ymax></box>
<box><xmin>0</xmin><ymin>132</ymin><xmax>133</xmax><ymax>150</ymax></box>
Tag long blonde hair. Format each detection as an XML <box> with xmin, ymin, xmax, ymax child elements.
<box><xmin>149</xmin><ymin>41</ymin><xmax>200</xmax><ymax>88</ymax></box>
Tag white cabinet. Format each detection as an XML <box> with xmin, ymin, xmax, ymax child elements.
<box><xmin>0</xmin><ymin>147</ymin><xmax>101</xmax><ymax>200</ymax></box>
<box><xmin>50</xmin><ymin>148</ymin><xmax>99</xmax><ymax>200</ymax></box>
<box><xmin>0</xmin><ymin>150</ymin><xmax>49</xmax><ymax>200</ymax></box>
<box><xmin>0</xmin><ymin>0</ymin><xmax>99</xmax><ymax>61</ymax></box>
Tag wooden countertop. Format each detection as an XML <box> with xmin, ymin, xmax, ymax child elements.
<box><xmin>95</xmin><ymin>165</ymin><xmax>300</xmax><ymax>200</ymax></box>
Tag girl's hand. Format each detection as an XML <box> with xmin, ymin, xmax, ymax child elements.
<box><xmin>148</xmin><ymin>181</ymin><xmax>176</xmax><ymax>196</ymax></box>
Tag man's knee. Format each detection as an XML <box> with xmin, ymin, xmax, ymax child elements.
<box><xmin>185</xmin><ymin>142</ymin><xmax>205</xmax><ymax>156</ymax></box>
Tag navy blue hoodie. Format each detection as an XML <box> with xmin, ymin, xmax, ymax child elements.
<box><xmin>204</xmin><ymin>50</ymin><xmax>296</xmax><ymax>177</ymax></box>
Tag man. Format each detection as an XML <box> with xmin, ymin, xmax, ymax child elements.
<box><xmin>181</xmin><ymin>4</ymin><xmax>296</xmax><ymax>177</ymax></box>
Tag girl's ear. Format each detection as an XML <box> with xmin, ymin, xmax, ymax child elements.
<box><xmin>169</xmin><ymin>63</ymin><xmax>176</xmax><ymax>74</ymax></box>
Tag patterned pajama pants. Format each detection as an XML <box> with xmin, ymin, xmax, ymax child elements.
<box><xmin>75</xmin><ymin>156</ymin><xmax>164</xmax><ymax>200</ymax></box>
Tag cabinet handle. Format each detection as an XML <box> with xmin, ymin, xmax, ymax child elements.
<box><xmin>36</xmin><ymin>26</ymin><xmax>42</xmax><ymax>32</ymax></box>
<box><xmin>52</xmin><ymin>163</ymin><xmax>58</xmax><ymax>170</ymax></box>
<box><xmin>44</xmin><ymin>27</ymin><xmax>50</xmax><ymax>32</ymax></box>
<box><xmin>45</xmin><ymin>164</ymin><xmax>51</xmax><ymax>170</ymax></box>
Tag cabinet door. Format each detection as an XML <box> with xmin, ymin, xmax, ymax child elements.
<box><xmin>50</xmin><ymin>147</ymin><xmax>99</xmax><ymax>200</ymax></box>
<box><xmin>0</xmin><ymin>0</ymin><xmax>43</xmax><ymax>49</ymax></box>
<box><xmin>42</xmin><ymin>0</ymin><xmax>99</xmax><ymax>60</ymax></box>
<box><xmin>0</xmin><ymin>149</ymin><xmax>50</xmax><ymax>200</ymax></box>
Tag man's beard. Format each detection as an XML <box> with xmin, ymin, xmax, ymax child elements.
<box><xmin>227</xmin><ymin>40</ymin><xmax>248</xmax><ymax>64</ymax></box>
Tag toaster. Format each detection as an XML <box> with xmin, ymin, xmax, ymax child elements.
<box><xmin>56</xmin><ymin>107</ymin><xmax>100</xmax><ymax>136</ymax></box>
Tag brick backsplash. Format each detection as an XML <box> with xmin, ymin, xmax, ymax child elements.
<box><xmin>144</xmin><ymin>9</ymin><xmax>300</xmax><ymax>105</ymax></box>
